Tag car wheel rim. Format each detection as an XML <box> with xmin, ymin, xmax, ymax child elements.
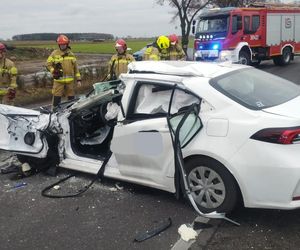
<box><xmin>284</xmin><ymin>51</ymin><xmax>290</xmax><ymax>63</ymax></box>
<box><xmin>188</xmin><ymin>166</ymin><xmax>226</xmax><ymax>209</ymax></box>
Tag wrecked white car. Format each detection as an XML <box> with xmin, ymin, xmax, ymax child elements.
<box><xmin>2</xmin><ymin>61</ymin><xmax>300</xmax><ymax>215</ymax></box>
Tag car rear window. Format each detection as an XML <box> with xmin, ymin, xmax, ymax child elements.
<box><xmin>210</xmin><ymin>68</ymin><xmax>300</xmax><ymax>110</ymax></box>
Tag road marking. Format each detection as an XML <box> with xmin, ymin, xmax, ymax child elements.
<box><xmin>171</xmin><ymin>216</ymin><xmax>210</xmax><ymax>250</ymax></box>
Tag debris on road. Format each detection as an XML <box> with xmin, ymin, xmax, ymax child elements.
<box><xmin>0</xmin><ymin>155</ymin><xmax>20</xmax><ymax>174</ymax></box>
<box><xmin>53</xmin><ymin>185</ymin><xmax>60</xmax><ymax>190</ymax></box>
<box><xmin>109</xmin><ymin>187</ymin><xmax>118</xmax><ymax>192</ymax></box>
<box><xmin>13</xmin><ymin>182</ymin><xmax>27</xmax><ymax>189</ymax></box>
<box><xmin>134</xmin><ymin>217</ymin><xmax>172</xmax><ymax>242</ymax></box>
<box><xmin>178</xmin><ymin>224</ymin><xmax>198</xmax><ymax>242</ymax></box>
<box><xmin>115</xmin><ymin>182</ymin><xmax>123</xmax><ymax>190</ymax></box>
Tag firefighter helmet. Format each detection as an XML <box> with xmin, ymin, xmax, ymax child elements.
<box><xmin>57</xmin><ymin>35</ymin><xmax>70</xmax><ymax>45</ymax></box>
<box><xmin>168</xmin><ymin>34</ymin><xmax>179</xmax><ymax>45</ymax></box>
<box><xmin>156</xmin><ymin>36</ymin><xmax>170</xmax><ymax>50</ymax></box>
<box><xmin>115</xmin><ymin>39</ymin><xmax>127</xmax><ymax>51</ymax></box>
<box><xmin>0</xmin><ymin>43</ymin><xmax>6</xmax><ymax>52</ymax></box>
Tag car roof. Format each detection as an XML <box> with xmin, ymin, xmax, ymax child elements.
<box><xmin>127</xmin><ymin>61</ymin><xmax>247</xmax><ymax>79</ymax></box>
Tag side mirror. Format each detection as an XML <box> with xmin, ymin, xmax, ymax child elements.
<box><xmin>192</xmin><ymin>20</ymin><xmax>196</xmax><ymax>35</ymax></box>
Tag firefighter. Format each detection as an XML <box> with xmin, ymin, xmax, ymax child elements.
<box><xmin>46</xmin><ymin>35</ymin><xmax>81</xmax><ymax>110</ymax></box>
<box><xmin>143</xmin><ymin>36</ymin><xmax>170</xmax><ymax>61</ymax></box>
<box><xmin>168</xmin><ymin>34</ymin><xmax>186</xmax><ymax>61</ymax></box>
<box><xmin>0</xmin><ymin>43</ymin><xmax>18</xmax><ymax>105</ymax></box>
<box><xmin>106</xmin><ymin>39</ymin><xmax>135</xmax><ymax>81</ymax></box>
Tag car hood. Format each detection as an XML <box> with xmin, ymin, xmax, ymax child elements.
<box><xmin>0</xmin><ymin>104</ymin><xmax>40</xmax><ymax>116</ymax></box>
<box><xmin>262</xmin><ymin>95</ymin><xmax>300</xmax><ymax>119</ymax></box>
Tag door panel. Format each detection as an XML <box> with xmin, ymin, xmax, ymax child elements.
<box><xmin>111</xmin><ymin>118</ymin><xmax>175</xmax><ymax>191</ymax></box>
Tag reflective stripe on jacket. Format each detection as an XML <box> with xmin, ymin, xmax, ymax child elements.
<box><xmin>46</xmin><ymin>49</ymin><xmax>81</xmax><ymax>84</ymax></box>
<box><xmin>108</xmin><ymin>53</ymin><xmax>135</xmax><ymax>79</ymax></box>
<box><xmin>0</xmin><ymin>57</ymin><xmax>18</xmax><ymax>92</ymax></box>
<box><xmin>143</xmin><ymin>47</ymin><xmax>161</xmax><ymax>61</ymax></box>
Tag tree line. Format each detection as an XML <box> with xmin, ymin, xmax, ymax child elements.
<box><xmin>12</xmin><ymin>33</ymin><xmax>114</xmax><ymax>41</ymax></box>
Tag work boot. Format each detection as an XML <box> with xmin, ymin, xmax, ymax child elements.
<box><xmin>68</xmin><ymin>96</ymin><xmax>75</xmax><ymax>100</ymax></box>
<box><xmin>52</xmin><ymin>96</ymin><xmax>61</xmax><ymax>111</ymax></box>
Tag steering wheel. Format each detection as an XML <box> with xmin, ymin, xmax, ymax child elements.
<box><xmin>99</xmin><ymin>102</ymin><xmax>108</xmax><ymax>125</ymax></box>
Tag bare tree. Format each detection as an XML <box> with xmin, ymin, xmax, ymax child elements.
<box><xmin>156</xmin><ymin>0</ymin><xmax>211</xmax><ymax>54</ymax></box>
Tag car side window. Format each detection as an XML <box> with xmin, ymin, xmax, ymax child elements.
<box><xmin>127</xmin><ymin>81</ymin><xmax>199</xmax><ymax>119</ymax></box>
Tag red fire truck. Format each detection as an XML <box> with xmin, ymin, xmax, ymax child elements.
<box><xmin>192</xmin><ymin>3</ymin><xmax>300</xmax><ymax>66</ymax></box>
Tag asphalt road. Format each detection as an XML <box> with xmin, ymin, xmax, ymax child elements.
<box><xmin>1</xmin><ymin>58</ymin><xmax>300</xmax><ymax>250</ymax></box>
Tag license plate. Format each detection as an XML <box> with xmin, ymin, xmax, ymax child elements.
<box><xmin>201</xmin><ymin>50</ymin><xmax>218</xmax><ymax>58</ymax></box>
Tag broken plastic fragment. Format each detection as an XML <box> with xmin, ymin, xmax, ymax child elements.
<box><xmin>109</xmin><ymin>187</ymin><xmax>118</xmax><ymax>192</ymax></box>
<box><xmin>178</xmin><ymin>224</ymin><xmax>198</xmax><ymax>242</ymax></box>
<box><xmin>115</xmin><ymin>183</ymin><xmax>123</xmax><ymax>190</ymax></box>
<box><xmin>53</xmin><ymin>185</ymin><xmax>61</xmax><ymax>190</ymax></box>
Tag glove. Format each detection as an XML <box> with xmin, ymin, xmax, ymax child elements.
<box><xmin>52</xmin><ymin>68</ymin><xmax>63</xmax><ymax>79</ymax></box>
<box><xmin>7</xmin><ymin>88</ymin><xmax>16</xmax><ymax>100</ymax></box>
<box><xmin>52</xmin><ymin>63</ymin><xmax>63</xmax><ymax>79</ymax></box>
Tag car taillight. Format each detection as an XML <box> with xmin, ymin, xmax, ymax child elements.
<box><xmin>250</xmin><ymin>127</ymin><xmax>300</xmax><ymax>144</ymax></box>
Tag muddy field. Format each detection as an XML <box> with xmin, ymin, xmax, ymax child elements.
<box><xmin>15</xmin><ymin>53</ymin><xmax>111</xmax><ymax>75</ymax></box>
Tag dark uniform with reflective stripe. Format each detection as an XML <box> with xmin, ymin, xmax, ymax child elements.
<box><xmin>46</xmin><ymin>49</ymin><xmax>81</xmax><ymax>107</ymax></box>
<box><xmin>0</xmin><ymin>57</ymin><xmax>18</xmax><ymax>105</ymax></box>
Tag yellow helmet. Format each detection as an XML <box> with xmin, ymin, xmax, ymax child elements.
<box><xmin>157</xmin><ymin>36</ymin><xmax>170</xmax><ymax>50</ymax></box>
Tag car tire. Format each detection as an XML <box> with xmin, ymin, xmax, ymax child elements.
<box><xmin>185</xmin><ymin>157</ymin><xmax>239</xmax><ymax>214</ymax></box>
<box><xmin>251</xmin><ymin>59</ymin><xmax>261</xmax><ymax>67</ymax></box>
<box><xmin>238</xmin><ymin>51</ymin><xmax>251</xmax><ymax>65</ymax></box>
<box><xmin>273</xmin><ymin>47</ymin><xmax>292</xmax><ymax>66</ymax></box>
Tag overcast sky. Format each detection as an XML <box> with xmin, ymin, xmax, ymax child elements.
<box><xmin>0</xmin><ymin>0</ymin><xmax>180</xmax><ymax>39</ymax></box>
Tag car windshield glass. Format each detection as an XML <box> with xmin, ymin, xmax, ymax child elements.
<box><xmin>210</xmin><ymin>68</ymin><xmax>300</xmax><ymax>110</ymax></box>
<box><xmin>197</xmin><ymin>16</ymin><xmax>229</xmax><ymax>33</ymax></box>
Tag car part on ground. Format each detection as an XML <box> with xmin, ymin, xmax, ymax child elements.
<box><xmin>134</xmin><ymin>217</ymin><xmax>172</xmax><ymax>242</ymax></box>
<box><xmin>41</xmin><ymin>151</ymin><xmax>112</xmax><ymax>198</ymax></box>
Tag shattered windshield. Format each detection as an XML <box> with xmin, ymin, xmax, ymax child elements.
<box><xmin>197</xmin><ymin>16</ymin><xmax>229</xmax><ymax>33</ymax></box>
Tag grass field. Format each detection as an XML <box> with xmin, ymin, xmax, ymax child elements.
<box><xmin>10</xmin><ymin>38</ymin><xmax>194</xmax><ymax>54</ymax></box>
<box><xmin>11</xmin><ymin>39</ymin><xmax>155</xmax><ymax>54</ymax></box>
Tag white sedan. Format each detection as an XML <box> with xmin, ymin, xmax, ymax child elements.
<box><xmin>1</xmin><ymin>61</ymin><xmax>300</xmax><ymax>214</ymax></box>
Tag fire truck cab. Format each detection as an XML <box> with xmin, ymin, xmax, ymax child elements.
<box><xmin>192</xmin><ymin>4</ymin><xmax>300</xmax><ymax>66</ymax></box>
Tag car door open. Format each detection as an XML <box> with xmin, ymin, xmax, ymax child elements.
<box><xmin>111</xmin><ymin>81</ymin><xmax>201</xmax><ymax>193</ymax></box>
<box><xmin>0</xmin><ymin>105</ymin><xmax>50</xmax><ymax>157</ymax></box>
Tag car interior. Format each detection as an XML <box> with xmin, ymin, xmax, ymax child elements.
<box><xmin>68</xmin><ymin>89</ymin><xmax>122</xmax><ymax>160</ymax></box>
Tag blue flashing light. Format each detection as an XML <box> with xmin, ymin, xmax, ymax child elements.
<box><xmin>212</xmin><ymin>43</ymin><xmax>219</xmax><ymax>50</ymax></box>
<box><xmin>199</xmin><ymin>45</ymin><xmax>204</xmax><ymax>49</ymax></box>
